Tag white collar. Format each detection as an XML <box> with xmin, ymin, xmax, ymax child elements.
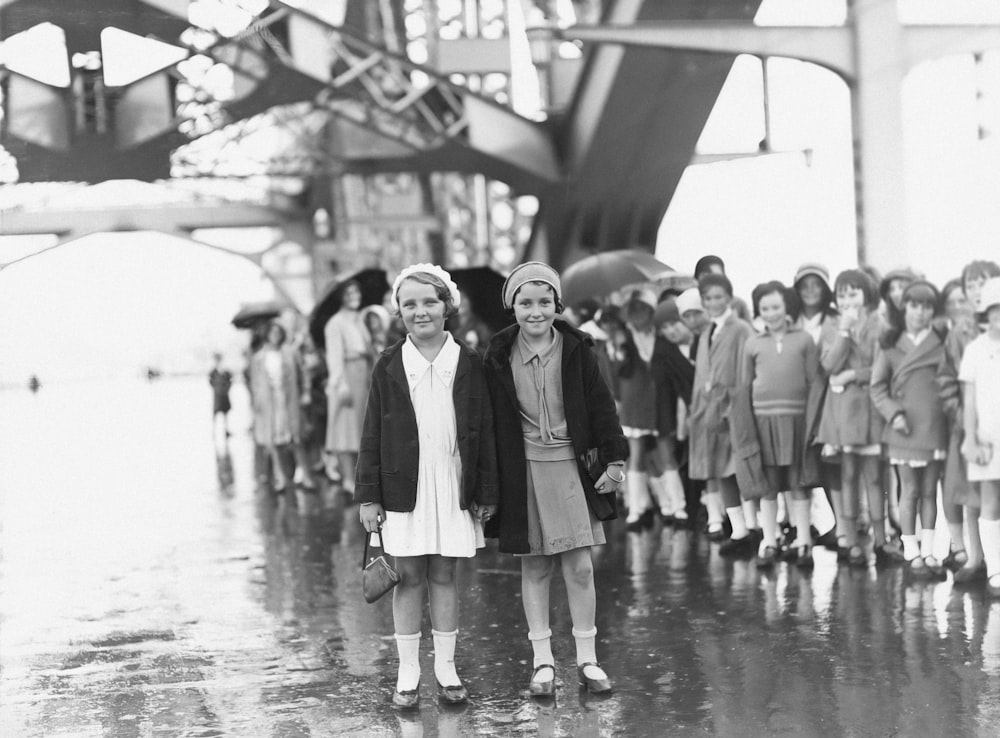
<box><xmin>401</xmin><ymin>333</ymin><xmax>459</xmax><ymax>391</ymax></box>
<box><xmin>906</xmin><ymin>328</ymin><xmax>930</xmax><ymax>346</ymax></box>
<box><xmin>711</xmin><ymin>308</ymin><xmax>733</xmax><ymax>330</ymax></box>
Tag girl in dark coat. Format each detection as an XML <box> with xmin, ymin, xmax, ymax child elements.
<box><xmin>484</xmin><ymin>262</ymin><xmax>627</xmax><ymax>698</ymax></box>
<box><xmin>871</xmin><ymin>280</ymin><xmax>949</xmax><ymax>579</ymax></box>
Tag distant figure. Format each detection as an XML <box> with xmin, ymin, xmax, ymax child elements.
<box><xmin>209</xmin><ymin>352</ymin><xmax>233</xmax><ymax>436</ymax></box>
<box><xmin>27</xmin><ymin>375</ymin><xmax>41</xmax><ymax>393</ymax></box>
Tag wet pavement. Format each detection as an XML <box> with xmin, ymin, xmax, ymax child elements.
<box><xmin>3</xmin><ymin>377</ymin><xmax>1000</xmax><ymax>737</ymax></box>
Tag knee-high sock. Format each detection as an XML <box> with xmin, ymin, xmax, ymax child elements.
<box><xmin>648</xmin><ymin>472</ymin><xmax>673</xmax><ymax>515</ymax></box>
<box><xmin>625</xmin><ymin>471</ymin><xmax>650</xmax><ymax>521</ymax></box>
<box><xmin>432</xmin><ymin>629</ymin><xmax>461</xmax><ymax>687</ymax></box>
<box><xmin>665</xmin><ymin>471</ymin><xmax>688</xmax><ymax>519</ymax></box>
<box><xmin>979</xmin><ymin>518</ymin><xmax>1000</xmax><ymax>578</ymax></box>
<box><xmin>395</xmin><ymin>632</ymin><xmax>421</xmax><ymax>692</ymax></box>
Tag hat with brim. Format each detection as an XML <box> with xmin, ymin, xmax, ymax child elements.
<box><xmin>654</xmin><ymin>298</ymin><xmax>681</xmax><ymax>325</ymax></box>
<box><xmin>793</xmin><ymin>262</ymin><xmax>830</xmax><ymax>287</ymax></box>
<box><xmin>676</xmin><ymin>287</ymin><xmax>705</xmax><ymax>316</ymax></box>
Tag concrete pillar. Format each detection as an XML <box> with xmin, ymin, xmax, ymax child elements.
<box><xmin>850</xmin><ymin>0</ymin><xmax>908</xmax><ymax>271</ymax></box>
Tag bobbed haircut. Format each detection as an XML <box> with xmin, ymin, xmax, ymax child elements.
<box><xmin>833</xmin><ymin>269</ymin><xmax>880</xmax><ymax>311</ymax></box>
<box><xmin>508</xmin><ymin>280</ymin><xmax>564</xmax><ymax>314</ymax></box>
<box><xmin>751</xmin><ymin>280</ymin><xmax>801</xmax><ymax>322</ymax></box>
<box><xmin>698</xmin><ymin>272</ymin><xmax>733</xmax><ymax>298</ymax></box>
<box><xmin>694</xmin><ymin>254</ymin><xmax>726</xmax><ymax>279</ymax></box>
<box><xmin>961</xmin><ymin>260</ymin><xmax>1000</xmax><ymax>292</ymax></box>
<box><xmin>395</xmin><ymin>272</ymin><xmax>459</xmax><ymax>318</ymax></box>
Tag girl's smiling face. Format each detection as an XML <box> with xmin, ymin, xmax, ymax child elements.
<box><xmin>397</xmin><ymin>279</ymin><xmax>446</xmax><ymax>341</ymax></box>
<box><xmin>965</xmin><ymin>274</ymin><xmax>989</xmax><ymax>311</ymax></box>
<box><xmin>836</xmin><ymin>284</ymin><xmax>865</xmax><ymax>314</ymax></box>
<box><xmin>757</xmin><ymin>291</ymin><xmax>788</xmax><ymax>332</ymax></box>
<box><xmin>513</xmin><ymin>282</ymin><xmax>558</xmax><ymax>339</ymax></box>
<box><xmin>944</xmin><ymin>286</ymin><xmax>970</xmax><ymax>324</ymax></box>
<box><xmin>797</xmin><ymin>275</ymin><xmax>824</xmax><ymax>311</ymax></box>
<box><xmin>701</xmin><ymin>285</ymin><xmax>731</xmax><ymax>318</ymax></box>
<box><xmin>904</xmin><ymin>299</ymin><xmax>934</xmax><ymax>334</ymax></box>
<box><xmin>342</xmin><ymin>283</ymin><xmax>362</xmax><ymax>310</ymax></box>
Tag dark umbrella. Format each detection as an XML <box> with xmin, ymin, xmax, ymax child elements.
<box><xmin>231</xmin><ymin>300</ymin><xmax>282</xmax><ymax>330</ymax></box>
<box><xmin>449</xmin><ymin>266</ymin><xmax>513</xmax><ymax>333</ymax></box>
<box><xmin>309</xmin><ymin>268</ymin><xmax>390</xmax><ymax>349</ymax></box>
<box><xmin>560</xmin><ymin>249</ymin><xmax>674</xmax><ymax>307</ymax></box>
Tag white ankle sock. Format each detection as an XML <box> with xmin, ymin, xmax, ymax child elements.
<box><xmin>760</xmin><ymin>498</ymin><xmax>779</xmax><ymax>548</ymax></box>
<box><xmin>705</xmin><ymin>490</ymin><xmax>725</xmax><ymax>527</ymax></box>
<box><xmin>901</xmin><ymin>534</ymin><xmax>920</xmax><ymax>561</ymax></box>
<box><xmin>432</xmin><ymin>629</ymin><xmax>461</xmax><ymax>687</ymax></box>
<box><xmin>791</xmin><ymin>499</ymin><xmax>812</xmax><ymax>545</ymax></box>
<box><xmin>726</xmin><ymin>507</ymin><xmax>749</xmax><ymax>539</ymax></box>
<box><xmin>395</xmin><ymin>632</ymin><xmax>421</xmax><ymax>692</ymax></box>
<box><xmin>978</xmin><ymin>518</ymin><xmax>1000</xmax><ymax>578</ymax></box>
<box><xmin>742</xmin><ymin>499</ymin><xmax>759</xmax><ymax>531</ymax></box>
<box><xmin>528</xmin><ymin>628</ymin><xmax>554</xmax><ymax>669</ymax></box>
<box><xmin>572</xmin><ymin>626</ymin><xmax>607</xmax><ymax>680</ymax></box>
<box><xmin>920</xmin><ymin>528</ymin><xmax>936</xmax><ymax>559</ymax></box>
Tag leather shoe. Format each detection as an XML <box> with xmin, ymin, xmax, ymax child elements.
<box><xmin>528</xmin><ymin>664</ymin><xmax>555</xmax><ymax>697</ymax></box>
<box><xmin>719</xmin><ymin>535</ymin><xmax>755</xmax><ymax>558</ymax></box>
<box><xmin>953</xmin><ymin>562</ymin><xmax>987</xmax><ymax>585</ymax></box>
<box><xmin>577</xmin><ymin>662</ymin><xmax>612</xmax><ymax>694</ymax></box>
<box><xmin>847</xmin><ymin>545</ymin><xmax>868</xmax><ymax>569</ymax></box>
<box><xmin>392</xmin><ymin>686</ymin><xmax>420</xmax><ymax>709</ymax></box>
<box><xmin>874</xmin><ymin>543</ymin><xmax>905</xmax><ymax>567</ymax></box>
<box><xmin>794</xmin><ymin>545</ymin><xmax>814</xmax><ymax>569</ymax></box>
<box><xmin>755</xmin><ymin>545</ymin><xmax>779</xmax><ymax>568</ymax></box>
<box><xmin>942</xmin><ymin>547</ymin><xmax>969</xmax><ymax>573</ymax></box>
<box><xmin>437</xmin><ymin>681</ymin><xmax>468</xmax><ymax>704</ymax></box>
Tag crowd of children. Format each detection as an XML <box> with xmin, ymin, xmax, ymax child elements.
<box><xmin>597</xmin><ymin>256</ymin><xmax>1000</xmax><ymax>597</ymax></box>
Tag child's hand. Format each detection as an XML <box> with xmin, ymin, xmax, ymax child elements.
<box><xmin>594</xmin><ymin>467</ymin><xmax>624</xmax><ymax>495</ymax></box>
<box><xmin>839</xmin><ymin>307</ymin><xmax>859</xmax><ymax>332</ymax></box>
<box><xmin>891</xmin><ymin>413</ymin><xmax>911</xmax><ymax>436</ymax></box>
<box><xmin>359</xmin><ymin>503</ymin><xmax>385</xmax><ymax>532</ymax></box>
<box><xmin>962</xmin><ymin>438</ymin><xmax>993</xmax><ymax>466</ymax></box>
<box><xmin>473</xmin><ymin>504</ymin><xmax>497</xmax><ymax>524</ymax></box>
<box><xmin>830</xmin><ymin>369</ymin><xmax>855</xmax><ymax>388</ymax></box>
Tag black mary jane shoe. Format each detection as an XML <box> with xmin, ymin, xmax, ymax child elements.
<box><xmin>794</xmin><ymin>545</ymin><xmax>814</xmax><ymax>570</ymax></box>
<box><xmin>874</xmin><ymin>543</ymin><xmax>905</xmax><ymax>567</ymax></box>
<box><xmin>847</xmin><ymin>545</ymin><xmax>868</xmax><ymax>569</ymax></box>
<box><xmin>755</xmin><ymin>546</ymin><xmax>779</xmax><ymax>569</ymax></box>
<box><xmin>392</xmin><ymin>685</ymin><xmax>420</xmax><ymax>709</ymax></box>
<box><xmin>953</xmin><ymin>562</ymin><xmax>987</xmax><ymax>585</ymax></box>
<box><xmin>942</xmin><ymin>548</ymin><xmax>969</xmax><ymax>573</ymax></box>
<box><xmin>922</xmin><ymin>556</ymin><xmax>948</xmax><ymax>581</ymax></box>
<box><xmin>577</xmin><ymin>662</ymin><xmax>612</xmax><ymax>694</ymax></box>
<box><xmin>437</xmin><ymin>682</ymin><xmax>468</xmax><ymax>704</ymax></box>
<box><xmin>528</xmin><ymin>664</ymin><xmax>555</xmax><ymax>698</ymax></box>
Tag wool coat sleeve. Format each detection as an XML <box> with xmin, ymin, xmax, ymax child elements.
<box><xmin>869</xmin><ymin>346</ymin><xmax>904</xmax><ymax>424</ymax></box>
<box><xmin>354</xmin><ymin>363</ymin><xmax>383</xmax><ymax>505</ymax></box>
<box><xmin>472</xmin><ymin>362</ymin><xmax>500</xmax><ymax>506</ymax></box>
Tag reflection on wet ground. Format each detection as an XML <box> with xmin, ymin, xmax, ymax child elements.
<box><xmin>3</xmin><ymin>378</ymin><xmax>1000</xmax><ymax>736</ymax></box>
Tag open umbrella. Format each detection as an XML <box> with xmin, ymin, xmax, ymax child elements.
<box><xmin>560</xmin><ymin>249</ymin><xmax>675</xmax><ymax>307</ymax></box>
<box><xmin>309</xmin><ymin>268</ymin><xmax>390</xmax><ymax>349</ymax></box>
<box><xmin>449</xmin><ymin>266</ymin><xmax>514</xmax><ymax>333</ymax></box>
<box><xmin>232</xmin><ymin>300</ymin><xmax>282</xmax><ymax>330</ymax></box>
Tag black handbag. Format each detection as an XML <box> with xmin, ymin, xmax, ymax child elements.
<box><xmin>361</xmin><ymin>527</ymin><xmax>399</xmax><ymax>604</ymax></box>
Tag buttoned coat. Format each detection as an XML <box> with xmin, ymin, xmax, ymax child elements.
<box><xmin>870</xmin><ymin>329</ymin><xmax>949</xmax><ymax>456</ymax></box>
<box><xmin>355</xmin><ymin>338</ymin><xmax>499</xmax><ymax>512</ymax></box>
<box><xmin>815</xmin><ymin>312</ymin><xmax>884</xmax><ymax>447</ymax></box>
<box><xmin>688</xmin><ymin>312</ymin><xmax>755</xmax><ymax>480</ymax></box>
<box><xmin>483</xmin><ymin>321</ymin><xmax>628</xmax><ymax>554</ymax></box>
<box><xmin>250</xmin><ymin>346</ymin><xmax>302</xmax><ymax>446</ymax></box>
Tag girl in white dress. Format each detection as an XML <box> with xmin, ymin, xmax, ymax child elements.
<box><xmin>357</xmin><ymin>264</ymin><xmax>498</xmax><ymax>708</ymax></box>
<box><xmin>960</xmin><ymin>277</ymin><xmax>1000</xmax><ymax>597</ymax></box>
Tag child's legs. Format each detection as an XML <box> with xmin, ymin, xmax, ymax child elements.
<box><xmin>839</xmin><ymin>453</ymin><xmax>861</xmax><ymax>546</ymax></box>
<box><xmin>968</xmin><ymin>501</ymin><xmax>984</xmax><ymax>565</ymax></box>
<box><xmin>787</xmin><ymin>479</ymin><xmax>811</xmax><ymax>546</ymax></box>
<box><xmin>652</xmin><ymin>436</ymin><xmax>680</xmax><ymax>473</ymax></box>
<box><xmin>719</xmin><ymin>475</ymin><xmax>748</xmax><ymax>537</ymax></box>
<box><xmin>560</xmin><ymin>547</ymin><xmax>597</xmax><ymax>631</ymax></box>
<box><xmin>393</xmin><ymin>555</ymin><xmax>430</xmax><ymax>635</ymax></box>
<box><xmin>981</xmin><ymin>481</ymin><xmax>1000</xmax><ymax>522</ymax></box>
<box><xmin>897</xmin><ymin>465</ymin><xmax>920</xmax><ymax>537</ymax></box>
<box><xmin>427</xmin><ymin>555</ymin><xmax>459</xmax><ymax>633</ymax></box>
<box><xmin>917</xmin><ymin>461</ymin><xmax>942</xmax><ymax>532</ymax></box>
<box><xmin>759</xmin><ymin>467</ymin><xmax>782</xmax><ymax>548</ymax></box>
<box><xmin>521</xmin><ymin>555</ymin><xmax>554</xmax><ymax>634</ymax></box>
<box><xmin>337</xmin><ymin>452</ymin><xmax>357</xmax><ymax>492</ymax></box>
<box><xmin>978</xmin><ymin>482</ymin><xmax>1000</xmax><ymax>578</ymax></box>
<box><xmin>859</xmin><ymin>456</ymin><xmax>886</xmax><ymax>545</ymax></box>
<box><xmin>627</xmin><ymin>437</ymin><xmax>646</xmax><ymax>472</ymax></box>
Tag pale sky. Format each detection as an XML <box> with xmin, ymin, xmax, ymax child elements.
<box><xmin>2</xmin><ymin>0</ymin><xmax>1000</xmax><ymax>384</ymax></box>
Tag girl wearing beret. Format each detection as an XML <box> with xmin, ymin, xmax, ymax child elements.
<box><xmin>357</xmin><ymin>264</ymin><xmax>498</xmax><ymax>708</ymax></box>
<box><xmin>484</xmin><ymin>262</ymin><xmax>628</xmax><ymax>697</ymax></box>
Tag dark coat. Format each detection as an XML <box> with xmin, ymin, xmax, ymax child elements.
<box><xmin>355</xmin><ymin>338</ymin><xmax>499</xmax><ymax>512</ymax></box>
<box><xmin>870</xmin><ymin>329</ymin><xmax>949</xmax><ymax>456</ymax></box>
<box><xmin>483</xmin><ymin>321</ymin><xmax>629</xmax><ymax>554</ymax></box>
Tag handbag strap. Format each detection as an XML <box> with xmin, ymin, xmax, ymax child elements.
<box><xmin>361</xmin><ymin>525</ymin><xmax>385</xmax><ymax>569</ymax></box>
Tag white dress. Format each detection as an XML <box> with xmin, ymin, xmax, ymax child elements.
<box><xmin>958</xmin><ymin>333</ymin><xmax>1000</xmax><ymax>482</ymax></box>
<box><xmin>381</xmin><ymin>334</ymin><xmax>485</xmax><ymax>557</ymax></box>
